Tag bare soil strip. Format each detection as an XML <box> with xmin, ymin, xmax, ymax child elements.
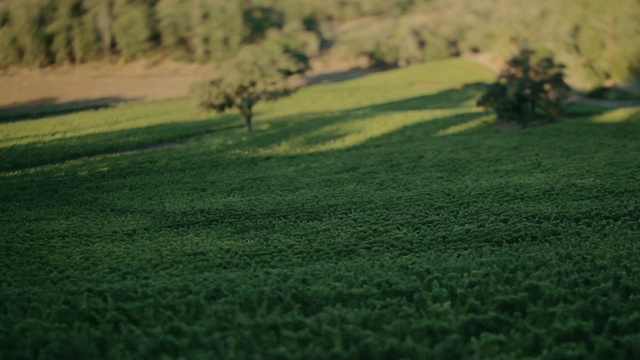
<box><xmin>0</xmin><ymin>57</ymin><xmax>379</xmax><ymax>119</ymax></box>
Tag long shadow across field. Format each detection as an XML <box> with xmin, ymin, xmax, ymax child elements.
<box><xmin>146</xmin><ymin>104</ymin><xmax>640</xmax><ymax>244</ymax></box>
<box><xmin>223</xmin><ymin>82</ymin><xmax>489</xmax><ymax>152</ymax></box>
<box><xmin>0</xmin><ymin>114</ymin><xmax>240</xmax><ymax>171</ymax></box>
<box><xmin>0</xmin><ymin>96</ymin><xmax>140</xmax><ymax>123</ymax></box>
<box><xmin>2</xmin><ymin>92</ymin><xmax>638</xmax><ymax>279</ymax></box>
<box><xmin>2</xmin><ymin>67</ymin><xmax>640</xmax><ymax>360</ymax></box>
<box><xmin>355</xmin><ymin>82</ymin><xmax>487</xmax><ymax>112</ymax></box>
<box><xmin>2</xmin><ymin>82</ymin><xmax>625</xmax><ymax>172</ymax></box>
<box><xmin>0</xmin><ymin>83</ymin><xmax>488</xmax><ymax>172</ymax></box>
<box><xmin>235</xmin><ymin>81</ymin><xmax>623</xmax><ymax>153</ymax></box>
<box><xmin>8</xmin><ymin>97</ymin><xmax>638</xmax><ymax>263</ymax></box>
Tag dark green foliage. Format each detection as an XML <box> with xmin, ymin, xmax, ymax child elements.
<box><xmin>242</xmin><ymin>6</ymin><xmax>285</xmax><ymax>43</ymax></box>
<box><xmin>477</xmin><ymin>48</ymin><xmax>571</xmax><ymax>126</ymax></box>
<box><xmin>1</xmin><ymin>60</ymin><xmax>640</xmax><ymax>359</ymax></box>
<box><xmin>191</xmin><ymin>43</ymin><xmax>307</xmax><ymax>132</ymax></box>
<box><xmin>587</xmin><ymin>87</ymin><xmax>640</xmax><ymax>103</ymax></box>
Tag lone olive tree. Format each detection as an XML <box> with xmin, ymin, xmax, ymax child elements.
<box><xmin>191</xmin><ymin>43</ymin><xmax>308</xmax><ymax>132</ymax></box>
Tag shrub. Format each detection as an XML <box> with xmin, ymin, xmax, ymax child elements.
<box><xmin>477</xmin><ymin>48</ymin><xmax>571</xmax><ymax>127</ymax></box>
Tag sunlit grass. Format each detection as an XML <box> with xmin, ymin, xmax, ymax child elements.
<box><xmin>1</xmin><ymin>59</ymin><xmax>496</xmax><ymax>170</ymax></box>
<box><xmin>250</xmin><ymin>58</ymin><xmax>495</xmax><ymax>123</ymax></box>
<box><xmin>255</xmin><ymin>109</ymin><xmax>478</xmax><ymax>155</ymax></box>
<box><xmin>434</xmin><ymin>114</ymin><xmax>495</xmax><ymax>136</ymax></box>
<box><xmin>1</xmin><ymin>58</ymin><xmax>639</xmax><ymax>359</ymax></box>
<box><xmin>591</xmin><ymin>106</ymin><xmax>640</xmax><ymax>123</ymax></box>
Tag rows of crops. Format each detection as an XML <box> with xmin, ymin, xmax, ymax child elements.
<box><xmin>1</xmin><ymin>59</ymin><xmax>639</xmax><ymax>358</ymax></box>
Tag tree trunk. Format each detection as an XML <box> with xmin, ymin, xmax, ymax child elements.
<box><xmin>238</xmin><ymin>103</ymin><xmax>253</xmax><ymax>133</ymax></box>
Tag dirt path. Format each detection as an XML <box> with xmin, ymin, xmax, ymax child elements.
<box><xmin>0</xmin><ymin>59</ymin><xmax>217</xmax><ymax>118</ymax></box>
<box><xmin>0</xmin><ymin>56</ymin><xmax>379</xmax><ymax>120</ymax></box>
<box><xmin>0</xmin><ymin>75</ymin><xmax>206</xmax><ymax>105</ymax></box>
<box><xmin>2</xmin><ymin>54</ymin><xmax>634</xmax><ymax>121</ymax></box>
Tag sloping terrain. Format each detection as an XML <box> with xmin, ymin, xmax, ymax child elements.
<box><xmin>0</xmin><ymin>56</ymin><xmax>376</xmax><ymax>121</ymax></box>
<box><xmin>1</xmin><ymin>59</ymin><xmax>639</xmax><ymax>359</ymax></box>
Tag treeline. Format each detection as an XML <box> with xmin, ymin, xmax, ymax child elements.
<box><xmin>0</xmin><ymin>0</ymin><xmax>429</xmax><ymax>67</ymax></box>
<box><xmin>329</xmin><ymin>0</ymin><xmax>640</xmax><ymax>87</ymax></box>
<box><xmin>0</xmin><ymin>0</ymin><xmax>638</xmax><ymax>88</ymax></box>
<box><xmin>431</xmin><ymin>0</ymin><xmax>640</xmax><ymax>87</ymax></box>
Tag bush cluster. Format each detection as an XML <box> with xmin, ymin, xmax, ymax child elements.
<box><xmin>477</xmin><ymin>48</ymin><xmax>571</xmax><ymax>127</ymax></box>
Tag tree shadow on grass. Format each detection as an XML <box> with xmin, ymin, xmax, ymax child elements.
<box><xmin>0</xmin><ymin>96</ymin><xmax>141</xmax><ymax>123</ymax></box>
<box><xmin>355</xmin><ymin>82</ymin><xmax>487</xmax><ymax>112</ymax></box>
<box><xmin>60</xmin><ymin>104</ymin><xmax>640</xmax><ymax>265</ymax></box>
<box><xmin>0</xmin><ymin>114</ymin><xmax>240</xmax><ymax>172</ymax></box>
<box><xmin>305</xmin><ymin>67</ymin><xmax>386</xmax><ymax>85</ymax></box>
<box><xmin>229</xmin><ymin>82</ymin><xmax>490</xmax><ymax>152</ymax></box>
<box><xmin>0</xmin><ymin>81</ymin><xmax>501</xmax><ymax>172</ymax></box>
<box><xmin>3</xmin><ymin>92</ymin><xmax>639</xmax><ymax>265</ymax></box>
<box><xmin>4</xmin><ymin>81</ymin><xmax>631</xmax><ymax>173</ymax></box>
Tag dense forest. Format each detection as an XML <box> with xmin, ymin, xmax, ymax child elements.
<box><xmin>0</xmin><ymin>0</ymin><xmax>638</xmax><ymax>88</ymax></box>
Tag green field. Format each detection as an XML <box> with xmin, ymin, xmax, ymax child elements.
<box><xmin>1</xmin><ymin>59</ymin><xmax>640</xmax><ymax>359</ymax></box>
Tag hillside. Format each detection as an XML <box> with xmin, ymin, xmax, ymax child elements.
<box><xmin>1</xmin><ymin>0</ymin><xmax>638</xmax><ymax>88</ymax></box>
<box><xmin>0</xmin><ymin>54</ymin><xmax>379</xmax><ymax>121</ymax></box>
<box><xmin>1</xmin><ymin>0</ymin><xmax>638</xmax><ymax>121</ymax></box>
<box><xmin>1</xmin><ymin>58</ymin><xmax>640</xmax><ymax>359</ymax></box>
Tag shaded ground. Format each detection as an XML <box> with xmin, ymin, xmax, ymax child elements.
<box><xmin>0</xmin><ymin>97</ymin><xmax>137</xmax><ymax>123</ymax></box>
<box><xmin>0</xmin><ymin>75</ymin><xmax>203</xmax><ymax>105</ymax></box>
<box><xmin>1</xmin><ymin>54</ymin><xmax>633</xmax><ymax>122</ymax></box>
<box><xmin>0</xmin><ymin>62</ymin><xmax>213</xmax><ymax>120</ymax></box>
<box><xmin>1</xmin><ymin>59</ymin><xmax>639</xmax><ymax>358</ymax></box>
<box><xmin>0</xmin><ymin>56</ymin><xmax>380</xmax><ymax>120</ymax></box>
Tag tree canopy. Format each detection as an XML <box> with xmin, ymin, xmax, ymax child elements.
<box><xmin>0</xmin><ymin>0</ymin><xmax>637</xmax><ymax>88</ymax></box>
<box><xmin>191</xmin><ymin>43</ymin><xmax>308</xmax><ymax>133</ymax></box>
<box><xmin>477</xmin><ymin>48</ymin><xmax>571</xmax><ymax>127</ymax></box>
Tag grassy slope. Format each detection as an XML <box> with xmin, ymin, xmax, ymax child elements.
<box><xmin>1</xmin><ymin>59</ymin><xmax>640</xmax><ymax>359</ymax></box>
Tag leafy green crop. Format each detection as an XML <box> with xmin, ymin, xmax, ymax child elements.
<box><xmin>1</xmin><ymin>59</ymin><xmax>639</xmax><ymax>359</ymax></box>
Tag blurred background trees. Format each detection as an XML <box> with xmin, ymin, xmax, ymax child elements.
<box><xmin>86</xmin><ymin>0</ymin><xmax>114</xmax><ymax>57</ymax></box>
<box><xmin>46</xmin><ymin>0</ymin><xmax>99</xmax><ymax>64</ymax></box>
<box><xmin>0</xmin><ymin>0</ymin><xmax>637</xmax><ymax>90</ymax></box>
<box><xmin>111</xmin><ymin>0</ymin><xmax>154</xmax><ymax>61</ymax></box>
<box><xmin>0</xmin><ymin>0</ymin><xmax>50</xmax><ymax>66</ymax></box>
